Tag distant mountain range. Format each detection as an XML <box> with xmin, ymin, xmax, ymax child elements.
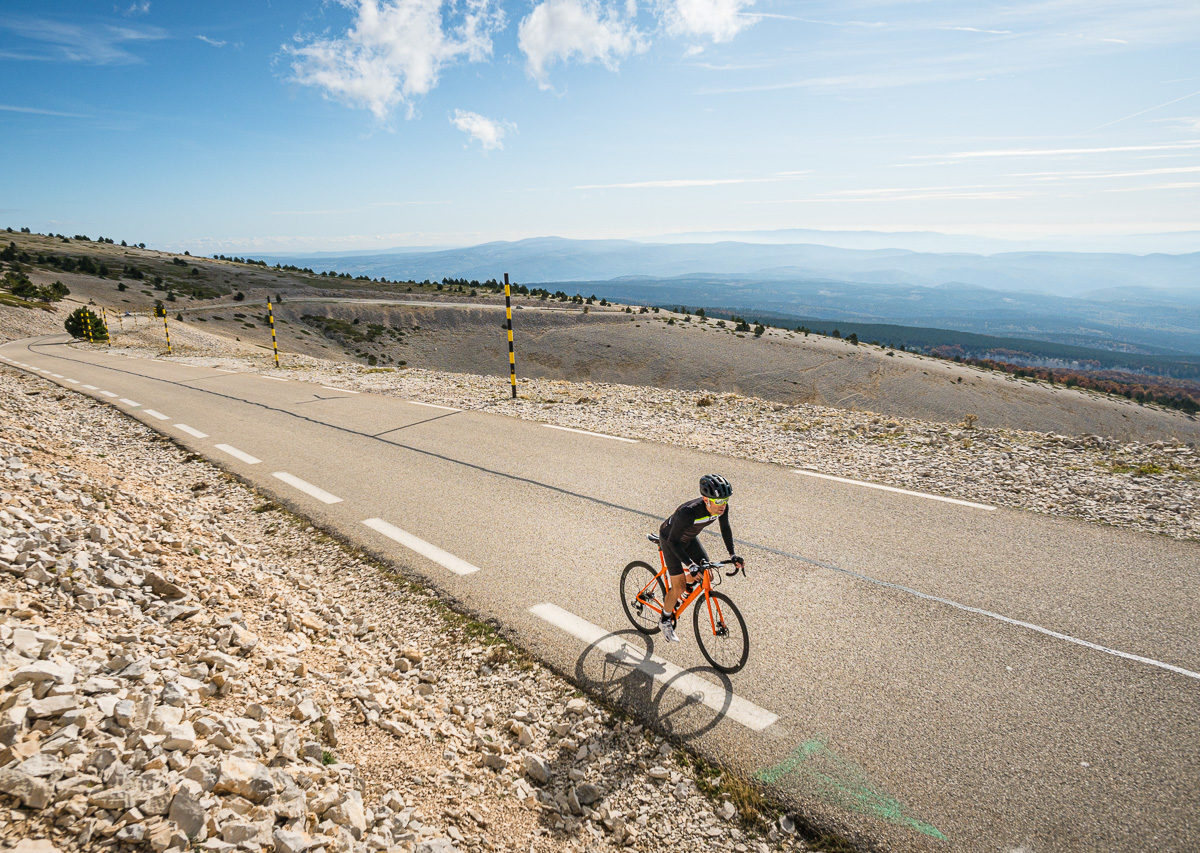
<box><xmin>262</xmin><ymin>236</ymin><xmax>1200</xmax><ymax>355</ymax></box>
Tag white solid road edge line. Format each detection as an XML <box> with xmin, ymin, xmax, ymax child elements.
<box><xmin>543</xmin><ymin>424</ymin><xmax>638</xmax><ymax>444</ymax></box>
<box><xmin>272</xmin><ymin>472</ymin><xmax>343</xmax><ymax>505</ymax></box>
<box><xmin>360</xmin><ymin>518</ymin><xmax>481</xmax><ymax>575</ymax></box>
<box><xmin>405</xmin><ymin>400</ymin><xmax>460</xmax><ymax>412</ymax></box>
<box><xmin>174</xmin><ymin>424</ymin><xmax>208</xmax><ymax>439</ymax></box>
<box><xmin>143</xmin><ymin>409</ymin><xmax>170</xmax><ymax>421</ymax></box>
<box><xmin>118</xmin><ymin>398</ymin><xmax>141</xmax><ymax>407</ymax></box>
<box><xmin>529</xmin><ymin>603</ymin><xmax>778</xmax><ymax>732</ymax></box>
<box><xmin>794</xmin><ymin>469</ymin><xmax>996</xmax><ymax>511</ymax></box>
<box><xmin>214</xmin><ymin>444</ymin><xmax>261</xmax><ymax>465</ymax></box>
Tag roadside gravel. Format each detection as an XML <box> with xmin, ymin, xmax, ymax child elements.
<box><xmin>0</xmin><ymin>366</ymin><xmax>808</xmax><ymax>852</ymax></box>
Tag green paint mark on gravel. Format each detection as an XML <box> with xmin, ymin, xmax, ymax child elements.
<box><xmin>756</xmin><ymin>737</ymin><xmax>946</xmax><ymax>841</ymax></box>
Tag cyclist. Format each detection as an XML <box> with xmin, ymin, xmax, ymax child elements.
<box><xmin>658</xmin><ymin>474</ymin><xmax>743</xmax><ymax>642</ymax></box>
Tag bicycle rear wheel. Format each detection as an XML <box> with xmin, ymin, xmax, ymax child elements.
<box><xmin>620</xmin><ymin>560</ymin><xmax>666</xmax><ymax>634</ymax></box>
<box><xmin>693</xmin><ymin>591</ymin><xmax>749</xmax><ymax>673</ymax></box>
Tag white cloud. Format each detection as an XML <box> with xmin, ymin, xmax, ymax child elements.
<box><xmin>660</xmin><ymin>0</ymin><xmax>756</xmax><ymax>43</ymax></box>
<box><xmin>288</xmin><ymin>0</ymin><xmax>505</xmax><ymax>120</ymax></box>
<box><xmin>121</xmin><ymin>2</ymin><xmax>151</xmax><ymax>15</ymax></box>
<box><xmin>450</xmin><ymin>109</ymin><xmax>513</xmax><ymax>150</ymax></box>
<box><xmin>518</xmin><ymin>0</ymin><xmax>643</xmax><ymax>88</ymax></box>
<box><xmin>197</xmin><ymin>35</ymin><xmax>226</xmax><ymax>48</ymax></box>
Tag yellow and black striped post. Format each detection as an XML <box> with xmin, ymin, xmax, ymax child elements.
<box><xmin>267</xmin><ymin>298</ymin><xmax>280</xmax><ymax>368</ymax></box>
<box><xmin>83</xmin><ymin>310</ymin><xmax>94</xmax><ymax>344</ymax></box>
<box><xmin>503</xmin><ymin>273</ymin><xmax>516</xmax><ymax>398</ymax></box>
<box><xmin>162</xmin><ymin>311</ymin><xmax>172</xmax><ymax>355</ymax></box>
<box><xmin>100</xmin><ymin>307</ymin><xmax>111</xmax><ymax>346</ymax></box>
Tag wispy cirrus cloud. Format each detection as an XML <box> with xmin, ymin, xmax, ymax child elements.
<box><xmin>0</xmin><ymin>104</ymin><xmax>89</xmax><ymax>118</ymax></box>
<box><xmin>1015</xmin><ymin>165</ymin><xmax>1200</xmax><ymax>181</ymax></box>
<box><xmin>450</xmin><ymin>109</ymin><xmax>514</xmax><ymax>150</ymax></box>
<box><xmin>1104</xmin><ymin>181</ymin><xmax>1200</xmax><ymax>192</ymax></box>
<box><xmin>287</xmin><ymin>0</ymin><xmax>505</xmax><ymax>120</ymax></box>
<box><xmin>0</xmin><ymin>17</ymin><xmax>166</xmax><ymax>64</ymax></box>
<box><xmin>196</xmin><ymin>35</ymin><xmax>226</xmax><ymax>48</ymax></box>
<box><xmin>756</xmin><ymin>186</ymin><xmax>1033</xmax><ymax>204</ymax></box>
<box><xmin>914</xmin><ymin>141</ymin><xmax>1200</xmax><ymax>160</ymax></box>
<box><xmin>574</xmin><ymin>171</ymin><xmax>807</xmax><ymax>190</ymax></box>
<box><xmin>120</xmin><ymin>2</ymin><xmax>151</xmax><ymax>15</ymax></box>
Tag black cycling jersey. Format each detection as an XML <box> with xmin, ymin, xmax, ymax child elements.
<box><xmin>659</xmin><ymin>497</ymin><xmax>734</xmax><ymax>575</ymax></box>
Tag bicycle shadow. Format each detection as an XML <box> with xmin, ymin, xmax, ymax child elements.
<box><xmin>572</xmin><ymin>628</ymin><xmax>736</xmax><ymax>742</ymax></box>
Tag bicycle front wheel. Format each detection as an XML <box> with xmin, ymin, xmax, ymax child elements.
<box><xmin>620</xmin><ymin>560</ymin><xmax>665</xmax><ymax>634</ymax></box>
<box><xmin>693</xmin><ymin>591</ymin><xmax>749</xmax><ymax>673</ymax></box>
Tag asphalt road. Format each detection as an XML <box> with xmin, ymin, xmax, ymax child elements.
<box><xmin>4</xmin><ymin>335</ymin><xmax>1198</xmax><ymax>852</ymax></box>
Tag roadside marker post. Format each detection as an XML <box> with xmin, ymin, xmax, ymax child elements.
<box><xmin>504</xmin><ymin>272</ymin><xmax>517</xmax><ymax>399</ymax></box>
<box><xmin>267</xmin><ymin>298</ymin><xmax>280</xmax><ymax>368</ymax></box>
<box><xmin>101</xmin><ymin>307</ymin><xmax>111</xmax><ymax>346</ymax></box>
<box><xmin>83</xmin><ymin>311</ymin><xmax>94</xmax><ymax>344</ymax></box>
<box><xmin>160</xmin><ymin>309</ymin><xmax>173</xmax><ymax>355</ymax></box>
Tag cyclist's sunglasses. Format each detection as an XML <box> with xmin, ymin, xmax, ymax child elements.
<box><xmin>706</xmin><ymin>496</ymin><xmax>729</xmax><ymax>506</ymax></box>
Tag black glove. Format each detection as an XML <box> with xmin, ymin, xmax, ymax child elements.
<box><xmin>730</xmin><ymin>554</ymin><xmax>744</xmax><ymax>567</ymax></box>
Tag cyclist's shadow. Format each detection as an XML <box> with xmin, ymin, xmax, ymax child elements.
<box><xmin>573</xmin><ymin>629</ymin><xmax>735</xmax><ymax>742</ymax></box>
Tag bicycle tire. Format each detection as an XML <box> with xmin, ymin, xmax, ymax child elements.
<box><xmin>693</xmin><ymin>590</ymin><xmax>749</xmax><ymax>673</ymax></box>
<box><xmin>620</xmin><ymin>560</ymin><xmax>666</xmax><ymax>634</ymax></box>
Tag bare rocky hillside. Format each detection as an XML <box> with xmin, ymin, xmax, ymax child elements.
<box><xmin>4</xmin><ymin>230</ymin><xmax>1196</xmax><ymax>445</ymax></box>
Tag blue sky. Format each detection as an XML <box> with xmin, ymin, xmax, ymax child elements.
<box><xmin>2</xmin><ymin>0</ymin><xmax>1199</xmax><ymax>254</ymax></box>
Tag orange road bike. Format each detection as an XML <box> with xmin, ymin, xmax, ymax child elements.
<box><xmin>620</xmin><ymin>533</ymin><xmax>750</xmax><ymax>673</ymax></box>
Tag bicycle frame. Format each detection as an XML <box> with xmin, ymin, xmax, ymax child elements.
<box><xmin>635</xmin><ymin>548</ymin><xmax>727</xmax><ymax>635</ymax></box>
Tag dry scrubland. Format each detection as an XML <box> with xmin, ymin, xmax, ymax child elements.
<box><xmin>6</xmin><ymin>228</ymin><xmax>1197</xmax><ymax>445</ymax></box>
<box><xmin>0</xmin><ymin>367</ymin><xmax>814</xmax><ymax>853</ymax></box>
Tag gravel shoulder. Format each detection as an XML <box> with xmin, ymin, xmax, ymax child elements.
<box><xmin>0</xmin><ymin>367</ymin><xmax>812</xmax><ymax>853</ymax></box>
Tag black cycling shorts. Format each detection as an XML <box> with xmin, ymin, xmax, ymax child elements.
<box><xmin>659</xmin><ymin>530</ymin><xmax>708</xmax><ymax>577</ymax></box>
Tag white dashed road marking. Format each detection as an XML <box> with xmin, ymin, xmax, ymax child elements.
<box><xmin>214</xmin><ymin>444</ymin><xmax>261</xmax><ymax>465</ymax></box>
<box><xmin>64</xmin><ymin>379</ymin><xmax>79</xmax><ymax>384</ymax></box>
<box><xmin>50</xmin><ymin>373</ymin><xmax>63</xmax><ymax>378</ymax></box>
<box><xmin>543</xmin><ymin>424</ymin><xmax>638</xmax><ymax>443</ymax></box>
<box><xmin>405</xmin><ymin>400</ymin><xmax>460</xmax><ymax>412</ymax></box>
<box><xmin>174</xmin><ymin>424</ymin><xmax>208</xmax><ymax>439</ymax></box>
<box><xmin>81</xmin><ymin>384</ymin><xmax>98</xmax><ymax>390</ymax></box>
<box><xmin>99</xmin><ymin>390</ymin><xmax>118</xmax><ymax>398</ymax></box>
<box><xmin>118</xmin><ymin>399</ymin><xmax>141</xmax><ymax>407</ymax></box>
<box><xmin>261</xmin><ymin>375</ymin><xmax>288</xmax><ymax>382</ymax></box>
<box><xmin>143</xmin><ymin>409</ymin><xmax>170</xmax><ymax>421</ymax></box>
<box><xmin>794</xmin><ymin>469</ymin><xmax>996</xmax><ymax>511</ymax></box>
<box><xmin>272</xmin><ymin>472</ymin><xmax>343</xmax><ymax>505</ymax></box>
<box><xmin>530</xmin><ymin>603</ymin><xmax>778</xmax><ymax>731</ymax></box>
<box><xmin>361</xmin><ymin>518</ymin><xmax>481</xmax><ymax>575</ymax></box>
<box><xmin>321</xmin><ymin>386</ymin><xmax>358</xmax><ymax>394</ymax></box>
